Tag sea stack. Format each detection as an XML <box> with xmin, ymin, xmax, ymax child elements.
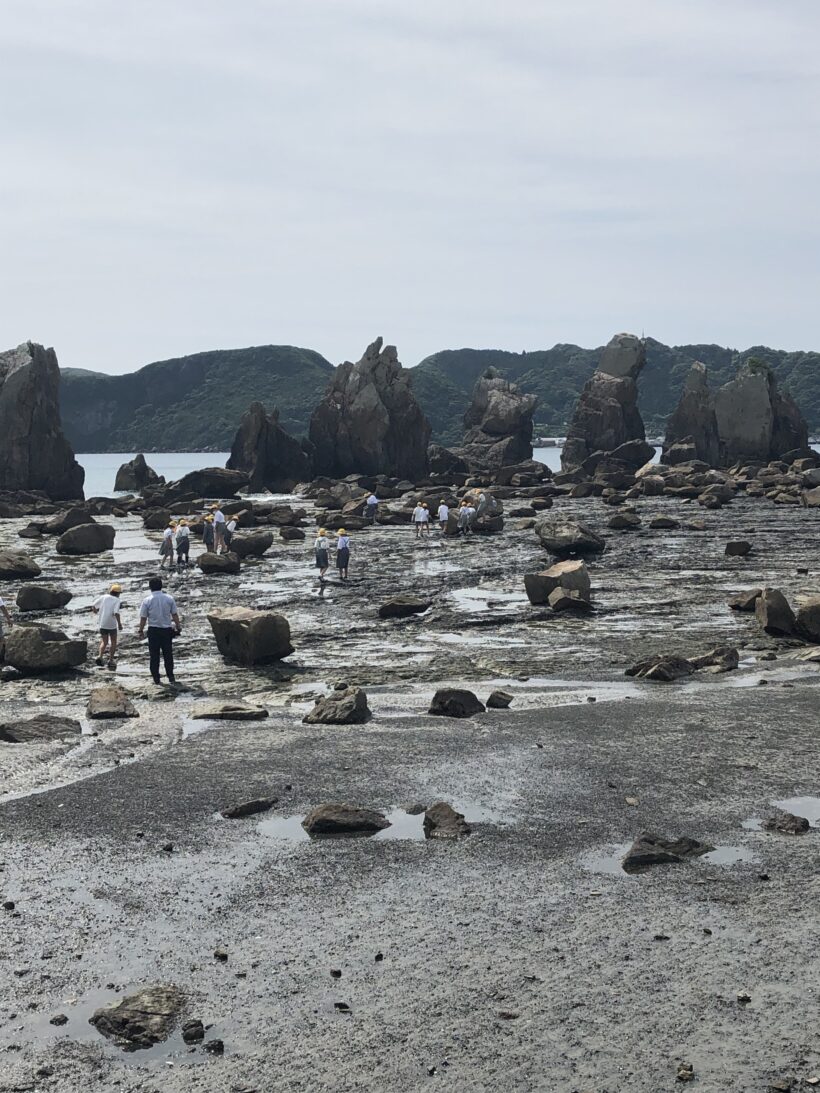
<box><xmin>458</xmin><ymin>368</ymin><xmax>537</xmax><ymax>470</ymax></box>
<box><xmin>714</xmin><ymin>360</ymin><xmax>808</xmax><ymax>465</ymax></box>
<box><xmin>227</xmin><ymin>402</ymin><xmax>313</xmax><ymax>491</ymax></box>
<box><xmin>561</xmin><ymin>333</ymin><xmax>649</xmax><ymax>471</ymax></box>
<box><xmin>309</xmin><ymin>337</ymin><xmax>431</xmax><ymax>479</ymax></box>
<box><xmin>0</xmin><ymin>342</ymin><xmax>85</xmax><ymax>500</ymax></box>
<box><xmin>662</xmin><ymin>361</ymin><xmax>721</xmax><ymax>466</ymax></box>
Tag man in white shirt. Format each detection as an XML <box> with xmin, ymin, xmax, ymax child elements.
<box><xmin>90</xmin><ymin>583</ymin><xmax>123</xmax><ymax>668</ymax></box>
<box><xmin>224</xmin><ymin>517</ymin><xmax>237</xmax><ymax>550</ymax></box>
<box><xmin>138</xmin><ymin>577</ymin><xmax>181</xmax><ymax>684</ymax></box>
<box><xmin>437</xmin><ymin>500</ymin><xmax>449</xmax><ymax>531</ymax></box>
<box><xmin>212</xmin><ymin>506</ymin><xmax>226</xmax><ymax>554</ymax></box>
<box><xmin>366</xmin><ymin>493</ymin><xmax>378</xmax><ymax>524</ymax></box>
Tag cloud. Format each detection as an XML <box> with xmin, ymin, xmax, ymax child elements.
<box><xmin>1</xmin><ymin>0</ymin><xmax>818</xmax><ymax>372</ymax></box>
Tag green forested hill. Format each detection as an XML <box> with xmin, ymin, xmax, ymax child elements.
<box><xmin>60</xmin><ymin>346</ymin><xmax>334</xmax><ymax>452</ymax></box>
<box><xmin>410</xmin><ymin>338</ymin><xmax>820</xmax><ymax>442</ymax></box>
<box><xmin>59</xmin><ymin>337</ymin><xmax>820</xmax><ymax>452</ymax></box>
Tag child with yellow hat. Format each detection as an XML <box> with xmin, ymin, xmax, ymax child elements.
<box><xmin>90</xmin><ymin>583</ymin><xmax>123</xmax><ymax>669</ymax></box>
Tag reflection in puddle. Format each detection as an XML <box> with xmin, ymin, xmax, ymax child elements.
<box><xmin>743</xmin><ymin>795</ymin><xmax>820</xmax><ymax>831</ymax></box>
<box><xmin>258</xmin><ymin>804</ymin><xmax>502</xmax><ymax>842</ymax></box>
<box><xmin>582</xmin><ymin>841</ymin><xmax>757</xmax><ymax>875</ymax></box>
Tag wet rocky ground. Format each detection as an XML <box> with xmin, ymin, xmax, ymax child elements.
<box><xmin>1</xmin><ymin>489</ymin><xmax>819</xmax><ymax>1091</ymax></box>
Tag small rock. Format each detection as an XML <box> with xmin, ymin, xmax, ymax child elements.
<box><xmin>486</xmin><ymin>690</ymin><xmax>513</xmax><ymax>709</ymax></box>
<box><xmin>181</xmin><ymin>1019</ymin><xmax>205</xmax><ymax>1044</ymax></box>
<box><xmin>303</xmin><ymin>686</ymin><xmax>371</xmax><ymax>725</ymax></box>
<box><xmin>86</xmin><ymin>685</ymin><xmax>138</xmax><ymax>720</ymax></box>
<box><xmin>626</xmin><ymin>654</ymin><xmax>694</xmax><ymax>683</ymax></box>
<box><xmin>214</xmin><ymin>948</ymin><xmax>228</xmax><ymax>962</ymax></box>
<box><xmin>221</xmin><ymin>797</ymin><xmax>277</xmax><ymax>820</ymax></box>
<box><xmin>736</xmin><ymin>991</ymin><xmax>752</xmax><ymax>1004</ymax></box>
<box><xmin>677</xmin><ymin>1063</ymin><xmax>694</xmax><ymax>1082</ymax></box>
<box><xmin>203</xmin><ymin>1038</ymin><xmax>224</xmax><ymax>1055</ymax></box>
<box><xmin>49</xmin><ymin>1014</ymin><xmax>68</xmax><ymax>1026</ymax></box>
<box><xmin>189</xmin><ymin>700</ymin><xmax>268</xmax><ymax>721</ymax></box>
<box><xmin>423</xmin><ymin>802</ymin><xmax>472</xmax><ymax>839</ymax></box>
<box><xmin>302</xmin><ymin>803</ymin><xmax>390</xmax><ymax>837</ymax></box>
<box><xmin>378</xmin><ymin>595</ymin><xmax>432</xmax><ymax>619</ymax></box>
<box><xmin>622</xmin><ymin>832</ymin><xmax>713</xmax><ymax>873</ymax></box>
<box><xmin>330</xmin><ymin>969</ymin><xmax>342</xmax><ymax>979</ymax></box>
<box><xmin>762</xmin><ymin>811</ymin><xmax>810</xmax><ymax>835</ymax></box>
<box><xmin>89</xmin><ymin>985</ymin><xmax>183</xmax><ymax>1049</ymax></box>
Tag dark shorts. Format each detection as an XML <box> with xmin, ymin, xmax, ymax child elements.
<box><xmin>100</xmin><ymin>627</ymin><xmax>117</xmax><ymax>636</ymax></box>
<box><xmin>316</xmin><ymin>550</ymin><xmax>329</xmax><ymax>568</ymax></box>
<box><xmin>336</xmin><ymin>548</ymin><xmax>350</xmax><ymax>569</ymax></box>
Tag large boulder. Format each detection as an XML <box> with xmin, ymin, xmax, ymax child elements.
<box><xmin>207</xmin><ymin>606</ymin><xmax>293</xmax><ymax>665</ymax></box>
<box><xmin>626</xmin><ymin>654</ymin><xmax>695</xmax><ymax>682</ymax></box>
<box><xmin>197</xmin><ymin>551</ymin><xmax>241</xmax><ymax>575</ymax></box>
<box><xmin>714</xmin><ymin>361</ymin><xmax>808</xmax><ymax>465</ymax></box>
<box><xmin>303</xmin><ymin>686</ymin><xmax>371</xmax><ymax>725</ymax></box>
<box><xmin>0</xmin><ymin>342</ymin><xmax>84</xmax><ymax>500</ymax></box>
<box><xmin>173</xmin><ymin>467</ymin><xmax>249</xmax><ymax>498</ymax></box>
<box><xmin>87</xmin><ymin>685</ymin><xmax>139</xmax><ymax>719</ymax></box>
<box><xmin>755</xmin><ymin>588</ymin><xmax>795</xmax><ymax>636</ymax></box>
<box><xmin>114</xmin><ymin>454</ymin><xmax>164</xmax><ymax>492</ymax></box>
<box><xmin>795</xmin><ymin>597</ymin><xmax>820</xmax><ymax>643</ymax></box>
<box><xmin>43</xmin><ymin>507</ymin><xmax>94</xmax><ymax>534</ymax></box>
<box><xmin>231</xmin><ymin>531</ymin><xmax>274</xmax><ymax>558</ymax></box>
<box><xmin>378</xmin><ymin>595</ymin><xmax>432</xmax><ymax>619</ymax></box>
<box><xmin>427</xmin><ymin>443</ymin><xmax>470</xmax><ymax>477</ymax></box>
<box><xmin>302</xmin><ymin>803</ymin><xmax>390</xmax><ymax>837</ymax></box>
<box><xmin>561</xmin><ymin>334</ymin><xmax>647</xmax><ymax>470</ymax></box>
<box><xmin>428</xmin><ymin>688</ymin><xmax>485</xmax><ymax>718</ymax></box>
<box><xmin>89</xmin><ymin>985</ymin><xmax>184</xmax><ymax>1049</ymax></box>
<box><xmin>456</xmin><ymin>369</ymin><xmax>537</xmax><ymax>469</ymax></box>
<box><xmin>524</xmin><ymin>560</ymin><xmax>590</xmax><ymax>605</ymax></box>
<box><xmin>662</xmin><ymin>362</ymin><xmax>720</xmax><ymax>467</ymax></box>
<box><xmin>535</xmin><ymin>518</ymin><xmax>606</xmax><ymax>557</ymax></box>
<box><xmin>56</xmin><ymin>523</ymin><xmax>115</xmax><ymax>555</ymax></box>
<box><xmin>0</xmin><ymin>552</ymin><xmax>42</xmax><ymax>580</ymax></box>
<box><xmin>309</xmin><ymin>337</ymin><xmax>431</xmax><ymax>479</ymax></box>
<box><xmin>226</xmin><ymin>402</ymin><xmax>313</xmax><ymax>491</ymax></box>
<box><xmin>16</xmin><ymin>584</ymin><xmax>72</xmax><ymax>612</ymax></box>
<box><xmin>3</xmin><ymin>624</ymin><xmax>87</xmax><ymax>672</ymax></box>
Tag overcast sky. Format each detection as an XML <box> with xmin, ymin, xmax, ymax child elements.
<box><xmin>2</xmin><ymin>0</ymin><xmax>818</xmax><ymax>374</ymax></box>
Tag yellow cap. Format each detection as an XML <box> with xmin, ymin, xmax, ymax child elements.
<box><xmin>338</xmin><ymin>528</ymin><xmax>346</xmax><ymax>535</ymax></box>
<box><xmin>319</xmin><ymin>528</ymin><xmax>327</xmax><ymax>535</ymax></box>
<box><xmin>110</xmin><ymin>583</ymin><xmax>122</xmax><ymax>594</ymax></box>
<box><xmin>205</xmin><ymin>514</ymin><xmax>214</xmax><ymax>521</ymax></box>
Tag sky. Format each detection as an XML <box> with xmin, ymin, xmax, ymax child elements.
<box><xmin>2</xmin><ymin>0</ymin><xmax>819</xmax><ymax>374</ymax></box>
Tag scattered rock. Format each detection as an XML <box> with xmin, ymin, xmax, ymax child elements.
<box><xmin>15</xmin><ymin>584</ymin><xmax>72</xmax><ymax>612</ymax></box>
<box><xmin>728</xmin><ymin>589</ymin><xmax>762</xmax><ymax>612</ymax></box>
<box><xmin>378</xmin><ymin>595</ymin><xmax>432</xmax><ymax>619</ymax></box>
<box><xmin>608</xmin><ymin>511</ymin><xmax>641</xmax><ymax>530</ymax></box>
<box><xmin>428</xmin><ymin>688</ymin><xmax>486</xmax><ymax>718</ymax></box>
<box><xmin>174</xmin><ymin>467</ymin><xmax>249</xmax><ymax>498</ymax></box>
<box><xmin>89</xmin><ymin>985</ymin><xmax>184</xmax><ymax>1050</ymax></box>
<box><xmin>762</xmin><ymin>811</ymin><xmax>810</xmax><ymax>835</ymax></box>
<box><xmin>794</xmin><ymin>596</ymin><xmax>820</xmax><ymax>643</ymax></box>
<box><xmin>524</xmin><ymin>559</ymin><xmax>590</xmax><ymax>604</ymax></box>
<box><xmin>423</xmin><ymin>802</ymin><xmax>472</xmax><ymax>839</ymax></box>
<box><xmin>626</xmin><ymin>654</ymin><xmax>695</xmax><ymax>683</ymax></box>
<box><xmin>622</xmin><ymin>833</ymin><xmax>713</xmax><ymax>872</ymax></box>
<box><xmin>486</xmin><ymin>690</ymin><xmax>513</xmax><ymax>709</ymax></box>
<box><xmin>0</xmin><ymin>552</ymin><xmax>42</xmax><ymax>580</ymax></box>
<box><xmin>689</xmin><ymin>646</ymin><xmax>739</xmax><ymax>673</ymax></box>
<box><xmin>189</xmin><ymin>700</ymin><xmax>269</xmax><ymax>721</ymax></box>
<box><xmin>676</xmin><ymin>1063</ymin><xmax>695</xmax><ymax>1083</ymax></box>
<box><xmin>303</xmin><ymin>686</ymin><xmax>371</xmax><ymax>725</ymax></box>
<box><xmin>56</xmin><ymin>523</ymin><xmax>115</xmax><ymax>555</ymax></box>
<box><xmin>3</xmin><ymin>625</ymin><xmax>86</xmax><ymax>672</ymax></box>
<box><xmin>197</xmin><ymin>551</ymin><xmax>241</xmax><ymax>575</ymax></box>
<box><xmin>725</xmin><ymin>541</ymin><xmax>752</xmax><ymax>557</ymax></box>
<box><xmin>49</xmin><ymin>1014</ymin><xmax>69</xmax><ymax>1026</ymax></box>
<box><xmin>87</xmin><ymin>686</ymin><xmax>139</xmax><ymax>719</ymax></box>
<box><xmin>279</xmin><ymin>526</ymin><xmax>306</xmax><ymax>541</ymax></box>
<box><xmin>0</xmin><ymin>713</ymin><xmax>82</xmax><ymax>743</ymax></box>
<box><xmin>548</xmin><ymin>587</ymin><xmax>592</xmax><ymax>612</ymax></box>
<box><xmin>207</xmin><ymin>607</ymin><xmax>293</xmax><ymax>665</ymax></box>
<box><xmin>648</xmin><ymin>515</ymin><xmax>680</xmax><ymax>529</ymax></box>
<box><xmin>181</xmin><ymin>1019</ymin><xmax>205</xmax><ymax>1044</ymax></box>
<box><xmin>43</xmin><ymin>507</ymin><xmax>94</xmax><ymax>534</ymax></box>
<box><xmin>203</xmin><ymin>1038</ymin><xmax>224</xmax><ymax>1055</ymax></box>
<box><xmin>221</xmin><ymin>797</ymin><xmax>278</xmax><ymax>819</ymax></box>
<box><xmin>231</xmin><ymin>531</ymin><xmax>274</xmax><ymax>558</ymax></box>
<box><xmin>302</xmin><ymin>803</ymin><xmax>390</xmax><ymax>837</ymax></box>
<box><xmin>534</xmin><ymin>518</ymin><xmax>606</xmax><ymax>557</ymax></box>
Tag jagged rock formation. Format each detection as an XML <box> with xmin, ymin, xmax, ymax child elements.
<box><xmin>114</xmin><ymin>454</ymin><xmax>163</xmax><ymax>492</ymax></box>
<box><xmin>714</xmin><ymin>361</ymin><xmax>808</xmax><ymax>465</ymax></box>
<box><xmin>561</xmin><ymin>334</ymin><xmax>647</xmax><ymax>471</ymax></box>
<box><xmin>457</xmin><ymin>368</ymin><xmax>537</xmax><ymax>469</ymax></box>
<box><xmin>226</xmin><ymin>402</ymin><xmax>312</xmax><ymax>491</ymax></box>
<box><xmin>0</xmin><ymin>342</ymin><xmax>84</xmax><ymax>500</ymax></box>
<box><xmin>309</xmin><ymin>338</ymin><xmax>431</xmax><ymax>479</ymax></box>
<box><xmin>662</xmin><ymin>362</ymin><xmax>720</xmax><ymax>466</ymax></box>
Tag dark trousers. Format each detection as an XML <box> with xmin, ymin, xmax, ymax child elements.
<box><xmin>147</xmin><ymin>626</ymin><xmax>174</xmax><ymax>682</ymax></box>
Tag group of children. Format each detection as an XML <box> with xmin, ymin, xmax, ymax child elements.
<box><xmin>158</xmin><ymin>505</ymin><xmax>237</xmax><ymax>569</ymax></box>
<box><xmin>313</xmin><ymin>528</ymin><xmax>350</xmax><ymax>581</ymax></box>
<box><xmin>411</xmin><ymin>498</ymin><xmax>480</xmax><ymax>538</ymax></box>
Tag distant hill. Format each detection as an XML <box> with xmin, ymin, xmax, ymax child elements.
<box><xmin>59</xmin><ymin>346</ymin><xmax>334</xmax><ymax>452</ymax></box>
<box><xmin>411</xmin><ymin>338</ymin><xmax>820</xmax><ymax>442</ymax></box>
<box><xmin>59</xmin><ymin>337</ymin><xmax>820</xmax><ymax>452</ymax></box>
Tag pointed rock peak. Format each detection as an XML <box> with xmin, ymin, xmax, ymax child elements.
<box><xmin>597</xmin><ymin>332</ymin><xmax>646</xmax><ymax>380</ymax></box>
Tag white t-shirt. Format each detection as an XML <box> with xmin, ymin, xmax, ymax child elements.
<box><xmin>366</xmin><ymin>495</ymin><xmax>378</xmax><ymax>507</ymax></box>
<box><xmin>176</xmin><ymin>526</ymin><xmax>189</xmax><ymax>540</ymax></box>
<box><xmin>94</xmin><ymin>594</ymin><xmax>121</xmax><ymax>630</ymax></box>
<box><xmin>163</xmin><ymin>527</ymin><xmax>174</xmax><ymax>540</ymax></box>
<box><xmin>227</xmin><ymin>519</ymin><xmax>237</xmax><ymax>533</ymax></box>
<box><xmin>413</xmin><ymin>506</ymin><xmax>425</xmax><ymax>522</ymax></box>
<box><xmin>438</xmin><ymin>505</ymin><xmax>449</xmax><ymax>521</ymax></box>
<box><xmin>213</xmin><ymin>510</ymin><xmax>225</xmax><ymax>524</ymax></box>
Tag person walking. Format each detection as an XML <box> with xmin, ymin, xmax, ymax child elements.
<box><xmin>420</xmin><ymin>502</ymin><xmax>431</xmax><ymax>537</ymax></box>
<box><xmin>0</xmin><ymin>595</ymin><xmax>13</xmax><ymax>657</ymax></box>
<box><xmin>90</xmin><ymin>583</ymin><xmax>123</xmax><ymax>668</ymax></box>
<box><xmin>175</xmin><ymin>520</ymin><xmax>190</xmax><ymax>567</ymax></box>
<box><xmin>457</xmin><ymin>501</ymin><xmax>473</xmax><ymax>537</ymax></box>
<box><xmin>336</xmin><ymin>529</ymin><xmax>351</xmax><ymax>581</ymax></box>
<box><xmin>314</xmin><ymin>528</ymin><xmax>330</xmax><ymax>582</ymax></box>
<box><xmin>138</xmin><ymin>577</ymin><xmax>181</xmax><ymax>685</ymax></box>
<box><xmin>212</xmin><ymin>505</ymin><xmax>226</xmax><ymax>554</ymax></box>
<box><xmin>412</xmin><ymin>500</ymin><xmax>426</xmax><ymax>540</ymax></box>
<box><xmin>159</xmin><ymin>521</ymin><xmax>176</xmax><ymax>569</ymax></box>
<box><xmin>437</xmin><ymin>499</ymin><xmax>449</xmax><ymax>531</ymax></box>
<box><xmin>366</xmin><ymin>491</ymin><xmax>379</xmax><ymax>525</ymax></box>
<box><xmin>224</xmin><ymin>516</ymin><xmax>237</xmax><ymax>550</ymax></box>
<box><xmin>202</xmin><ymin>514</ymin><xmax>215</xmax><ymax>552</ymax></box>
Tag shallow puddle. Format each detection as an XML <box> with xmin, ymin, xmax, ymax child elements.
<box><xmin>743</xmin><ymin>795</ymin><xmax>820</xmax><ymax>830</ymax></box>
<box><xmin>257</xmin><ymin>803</ymin><xmax>501</xmax><ymax>842</ymax></box>
<box><xmin>582</xmin><ymin>841</ymin><xmax>757</xmax><ymax>875</ymax></box>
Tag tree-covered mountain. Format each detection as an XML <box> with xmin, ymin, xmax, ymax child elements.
<box><xmin>59</xmin><ymin>337</ymin><xmax>820</xmax><ymax>452</ymax></box>
<box><xmin>60</xmin><ymin>346</ymin><xmax>333</xmax><ymax>452</ymax></box>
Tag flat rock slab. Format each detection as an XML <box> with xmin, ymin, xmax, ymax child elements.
<box><xmin>0</xmin><ymin>713</ymin><xmax>82</xmax><ymax>743</ymax></box>
<box><xmin>622</xmin><ymin>832</ymin><xmax>714</xmax><ymax>873</ymax></box>
<box><xmin>423</xmin><ymin>802</ymin><xmax>472</xmax><ymax>839</ymax></box>
<box><xmin>378</xmin><ymin>596</ymin><xmax>432</xmax><ymax>619</ymax></box>
<box><xmin>762</xmin><ymin>811</ymin><xmax>811</xmax><ymax>835</ymax></box>
<box><xmin>626</xmin><ymin>654</ymin><xmax>695</xmax><ymax>683</ymax></box>
<box><xmin>302</xmin><ymin>803</ymin><xmax>390</xmax><ymax>837</ymax></box>
<box><xmin>89</xmin><ymin>985</ymin><xmax>184</xmax><ymax>1049</ymax></box>
<box><xmin>221</xmin><ymin>797</ymin><xmax>277</xmax><ymax>819</ymax></box>
<box><xmin>87</xmin><ymin>686</ymin><xmax>139</xmax><ymax>719</ymax></box>
<box><xmin>190</xmin><ymin>700</ymin><xmax>269</xmax><ymax>721</ymax></box>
